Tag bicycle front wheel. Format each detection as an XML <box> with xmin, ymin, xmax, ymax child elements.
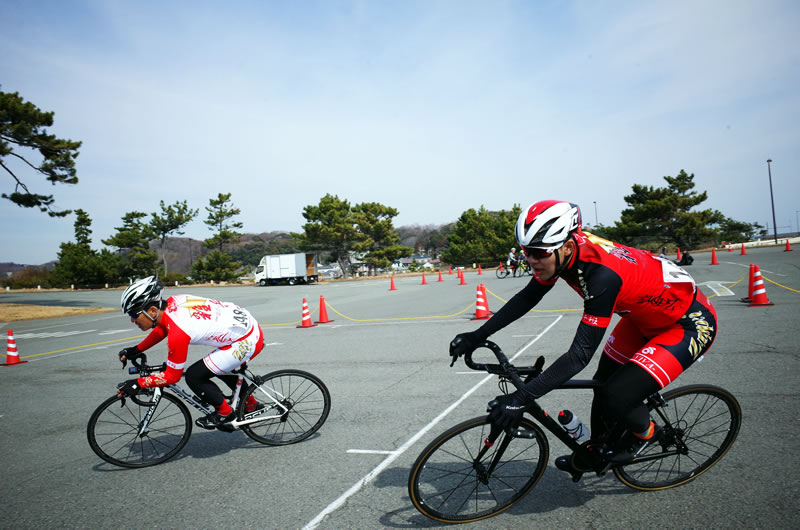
<box><xmin>615</xmin><ymin>384</ymin><xmax>741</xmax><ymax>491</ymax></box>
<box><xmin>240</xmin><ymin>369</ymin><xmax>331</xmax><ymax>446</ymax></box>
<box><xmin>87</xmin><ymin>391</ymin><xmax>192</xmax><ymax>468</ymax></box>
<box><xmin>408</xmin><ymin>416</ymin><xmax>549</xmax><ymax>524</ymax></box>
<box><xmin>496</xmin><ymin>267</ymin><xmax>509</xmax><ymax>279</ymax></box>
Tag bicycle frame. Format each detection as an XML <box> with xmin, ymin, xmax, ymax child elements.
<box><xmin>129</xmin><ymin>363</ymin><xmax>292</xmax><ymax>434</ymax></box>
<box><xmin>462</xmin><ymin>342</ymin><xmax>684</xmax><ymax>471</ymax></box>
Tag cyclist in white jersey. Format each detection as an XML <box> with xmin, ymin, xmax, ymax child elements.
<box><xmin>116</xmin><ymin>277</ymin><xmax>264</xmax><ymax>430</ymax></box>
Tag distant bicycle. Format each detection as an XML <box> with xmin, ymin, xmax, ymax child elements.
<box><xmin>87</xmin><ymin>354</ymin><xmax>331</xmax><ymax>468</ymax></box>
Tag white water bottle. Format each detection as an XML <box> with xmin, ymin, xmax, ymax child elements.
<box><xmin>558</xmin><ymin>409</ymin><xmax>590</xmax><ymax>443</ymax></box>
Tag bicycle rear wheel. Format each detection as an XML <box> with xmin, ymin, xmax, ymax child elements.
<box><xmin>240</xmin><ymin>369</ymin><xmax>331</xmax><ymax>445</ymax></box>
<box><xmin>408</xmin><ymin>416</ymin><xmax>549</xmax><ymax>524</ymax></box>
<box><xmin>614</xmin><ymin>384</ymin><xmax>741</xmax><ymax>491</ymax></box>
<box><xmin>496</xmin><ymin>267</ymin><xmax>509</xmax><ymax>279</ymax></box>
<box><xmin>87</xmin><ymin>391</ymin><xmax>192</xmax><ymax>468</ymax></box>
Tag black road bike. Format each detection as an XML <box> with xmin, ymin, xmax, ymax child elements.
<box><xmin>408</xmin><ymin>341</ymin><xmax>741</xmax><ymax>524</ymax></box>
<box><xmin>87</xmin><ymin>355</ymin><xmax>331</xmax><ymax>468</ymax></box>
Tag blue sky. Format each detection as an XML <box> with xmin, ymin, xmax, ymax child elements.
<box><xmin>2</xmin><ymin>0</ymin><xmax>798</xmax><ymax>264</ymax></box>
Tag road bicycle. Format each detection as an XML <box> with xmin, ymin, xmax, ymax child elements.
<box><xmin>496</xmin><ymin>261</ymin><xmax>532</xmax><ymax>279</ymax></box>
<box><xmin>408</xmin><ymin>341</ymin><xmax>741</xmax><ymax>524</ymax></box>
<box><xmin>87</xmin><ymin>354</ymin><xmax>331</xmax><ymax>468</ymax></box>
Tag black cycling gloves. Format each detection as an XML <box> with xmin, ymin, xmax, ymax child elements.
<box><xmin>118</xmin><ymin>346</ymin><xmax>141</xmax><ymax>368</ymax></box>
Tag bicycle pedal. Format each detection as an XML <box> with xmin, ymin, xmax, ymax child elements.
<box><xmin>217</xmin><ymin>423</ymin><xmax>235</xmax><ymax>433</ymax></box>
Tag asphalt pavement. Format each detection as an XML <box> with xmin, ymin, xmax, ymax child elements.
<box><xmin>1</xmin><ymin>246</ymin><xmax>798</xmax><ymax>528</ymax></box>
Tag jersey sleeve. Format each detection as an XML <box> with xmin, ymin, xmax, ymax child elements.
<box><xmin>136</xmin><ymin>319</ymin><xmax>191</xmax><ymax>388</ymax></box>
<box><xmin>578</xmin><ymin>266</ymin><xmax>622</xmax><ymax>329</ymax></box>
<box><xmin>136</xmin><ymin>324</ymin><xmax>168</xmax><ymax>351</ymax></box>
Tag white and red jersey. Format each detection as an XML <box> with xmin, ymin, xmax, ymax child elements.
<box><xmin>135</xmin><ymin>295</ymin><xmax>258</xmax><ymax>388</ymax></box>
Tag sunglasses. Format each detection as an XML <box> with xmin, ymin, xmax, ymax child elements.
<box><xmin>522</xmin><ymin>244</ymin><xmax>563</xmax><ymax>260</ymax></box>
<box><xmin>128</xmin><ymin>311</ymin><xmax>142</xmax><ymax>319</ymax></box>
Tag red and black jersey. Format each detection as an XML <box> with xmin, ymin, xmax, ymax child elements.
<box><xmin>475</xmin><ymin>231</ymin><xmax>698</xmax><ymax>399</ymax></box>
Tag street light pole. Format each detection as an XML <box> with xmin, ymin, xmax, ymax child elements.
<box><xmin>766</xmin><ymin>159</ymin><xmax>778</xmax><ymax>244</ymax></box>
<box><xmin>593</xmin><ymin>201</ymin><xmax>598</xmax><ymax>226</ymax></box>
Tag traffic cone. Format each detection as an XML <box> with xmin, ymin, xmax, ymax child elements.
<box><xmin>785</xmin><ymin>239</ymin><xmax>792</xmax><ymax>252</ymax></box>
<box><xmin>459</xmin><ymin>269</ymin><xmax>467</xmax><ymax>285</ymax></box>
<box><xmin>711</xmin><ymin>247</ymin><xmax>719</xmax><ymax>265</ymax></box>
<box><xmin>420</xmin><ymin>272</ymin><xmax>427</xmax><ymax>285</ymax></box>
<box><xmin>315</xmin><ymin>295</ymin><xmax>334</xmax><ymax>324</ymax></box>
<box><xmin>471</xmin><ymin>284</ymin><xmax>492</xmax><ymax>320</ymax></box>
<box><xmin>478</xmin><ymin>264</ymin><xmax>483</xmax><ymax>275</ymax></box>
<box><xmin>296</xmin><ymin>298</ymin><xmax>317</xmax><ymax>328</ymax></box>
<box><xmin>389</xmin><ymin>276</ymin><xmax>397</xmax><ymax>291</ymax></box>
<box><xmin>748</xmin><ymin>266</ymin><xmax>774</xmax><ymax>307</ymax></box>
<box><xmin>2</xmin><ymin>329</ymin><xmax>27</xmax><ymax>366</ymax></box>
<box><xmin>741</xmin><ymin>264</ymin><xmax>755</xmax><ymax>303</ymax></box>
<box><xmin>448</xmin><ymin>266</ymin><xmax>453</xmax><ymax>275</ymax></box>
<box><xmin>437</xmin><ymin>269</ymin><xmax>443</xmax><ymax>282</ymax></box>
<box><xmin>676</xmin><ymin>248</ymin><xmax>682</xmax><ymax>261</ymax></box>
<box><xmin>728</xmin><ymin>241</ymin><xmax>734</xmax><ymax>252</ymax></box>
<box><xmin>740</xmin><ymin>243</ymin><xmax>747</xmax><ymax>255</ymax></box>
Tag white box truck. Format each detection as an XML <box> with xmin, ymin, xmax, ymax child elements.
<box><xmin>254</xmin><ymin>253</ymin><xmax>318</xmax><ymax>286</ymax></box>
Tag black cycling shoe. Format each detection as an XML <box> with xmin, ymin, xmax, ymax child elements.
<box><xmin>609</xmin><ymin>423</ymin><xmax>663</xmax><ymax>464</ymax></box>
<box><xmin>195</xmin><ymin>411</ymin><xmax>236</xmax><ymax>431</ymax></box>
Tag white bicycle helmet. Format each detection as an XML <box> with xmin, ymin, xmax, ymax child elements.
<box><xmin>516</xmin><ymin>200</ymin><xmax>582</xmax><ymax>249</ymax></box>
<box><xmin>121</xmin><ymin>276</ymin><xmax>163</xmax><ymax>315</ymax></box>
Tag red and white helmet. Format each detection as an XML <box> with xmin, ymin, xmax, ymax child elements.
<box><xmin>516</xmin><ymin>200</ymin><xmax>582</xmax><ymax>249</ymax></box>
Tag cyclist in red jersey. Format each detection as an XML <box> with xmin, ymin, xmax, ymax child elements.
<box><xmin>116</xmin><ymin>277</ymin><xmax>265</xmax><ymax>430</ymax></box>
<box><xmin>450</xmin><ymin>200</ymin><xmax>717</xmax><ymax>471</ymax></box>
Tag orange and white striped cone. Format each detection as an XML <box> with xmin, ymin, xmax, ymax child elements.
<box><xmin>471</xmin><ymin>284</ymin><xmax>492</xmax><ymax>320</ymax></box>
<box><xmin>315</xmin><ymin>295</ymin><xmax>334</xmax><ymax>324</ymax></box>
<box><xmin>296</xmin><ymin>298</ymin><xmax>318</xmax><ymax>328</ymax></box>
<box><xmin>748</xmin><ymin>266</ymin><xmax>774</xmax><ymax>307</ymax></box>
<box><xmin>728</xmin><ymin>241</ymin><xmax>734</xmax><ymax>252</ymax></box>
<box><xmin>2</xmin><ymin>329</ymin><xmax>27</xmax><ymax>366</ymax></box>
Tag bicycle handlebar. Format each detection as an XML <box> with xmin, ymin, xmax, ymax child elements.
<box><xmin>461</xmin><ymin>340</ymin><xmax>545</xmax><ymax>392</ymax></box>
<box><xmin>127</xmin><ymin>354</ymin><xmax>166</xmax><ymax>376</ymax></box>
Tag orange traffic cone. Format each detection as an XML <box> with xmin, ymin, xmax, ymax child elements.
<box><xmin>785</xmin><ymin>239</ymin><xmax>792</xmax><ymax>252</ymax></box>
<box><xmin>2</xmin><ymin>329</ymin><xmax>27</xmax><ymax>366</ymax></box>
<box><xmin>448</xmin><ymin>266</ymin><xmax>453</xmax><ymax>275</ymax></box>
<box><xmin>472</xmin><ymin>284</ymin><xmax>492</xmax><ymax>320</ymax></box>
<box><xmin>437</xmin><ymin>270</ymin><xmax>443</xmax><ymax>282</ymax></box>
<box><xmin>478</xmin><ymin>264</ymin><xmax>483</xmax><ymax>275</ymax></box>
<box><xmin>315</xmin><ymin>295</ymin><xmax>334</xmax><ymax>324</ymax></box>
<box><xmin>728</xmin><ymin>241</ymin><xmax>734</xmax><ymax>252</ymax></box>
<box><xmin>421</xmin><ymin>272</ymin><xmax>427</xmax><ymax>285</ymax></box>
<box><xmin>741</xmin><ymin>264</ymin><xmax>755</xmax><ymax>303</ymax></box>
<box><xmin>459</xmin><ymin>269</ymin><xmax>467</xmax><ymax>285</ymax></box>
<box><xmin>748</xmin><ymin>266</ymin><xmax>774</xmax><ymax>307</ymax></box>
<box><xmin>740</xmin><ymin>243</ymin><xmax>747</xmax><ymax>255</ymax></box>
<box><xmin>711</xmin><ymin>248</ymin><xmax>719</xmax><ymax>265</ymax></box>
<box><xmin>296</xmin><ymin>298</ymin><xmax>318</xmax><ymax>328</ymax></box>
<box><xmin>389</xmin><ymin>276</ymin><xmax>397</xmax><ymax>291</ymax></box>
<box><xmin>676</xmin><ymin>248</ymin><xmax>682</xmax><ymax>261</ymax></box>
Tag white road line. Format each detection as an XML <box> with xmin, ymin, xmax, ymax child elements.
<box><xmin>346</xmin><ymin>449</ymin><xmax>398</xmax><ymax>455</ymax></box>
<box><xmin>303</xmin><ymin>314</ymin><xmax>563</xmax><ymax>530</ymax></box>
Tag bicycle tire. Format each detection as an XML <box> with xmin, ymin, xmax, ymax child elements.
<box><xmin>408</xmin><ymin>416</ymin><xmax>549</xmax><ymax>524</ymax></box>
<box><xmin>239</xmin><ymin>369</ymin><xmax>331</xmax><ymax>446</ymax></box>
<box><xmin>496</xmin><ymin>267</ymin><xmax>509</xmax><ymax>279</ymax></box>
<box><xmin>614</xmin><ymin>384</ymin><xmax>741</xmax><ymax>491</ymax></box>
<box><xmin>87</xmin><ymin>391</ymin><xmax>192</xmax><ymax>468</ymax></box>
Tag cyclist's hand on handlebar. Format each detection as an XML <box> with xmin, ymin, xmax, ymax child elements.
<box><xmin>449</xmin><ymin>331</ymin><xmax>484</xmax><ymax>366</ymax></box>
<box><xmin>487</xmin><ymin>391</ymin><xmax>527</xmax><ymax>432</ymax></box>
<box><xmin>116</xmin><ymin>378</ymin><xmax>140</xmax><ymax>398</ymax></box>
<box><xmin>118</xmin><ymin>346</ymin><xmax>141</xmax><ymax>369</ymax></box>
